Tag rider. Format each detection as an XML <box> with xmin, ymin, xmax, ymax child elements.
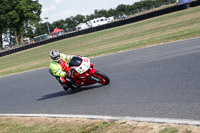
<box><xmin>49</xmin><ymin>49</ymin><xmax>74</xmax><ymax>90</ymax></box>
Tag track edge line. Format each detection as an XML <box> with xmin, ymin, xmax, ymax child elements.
<box><xmin>0</xmin><ymin>114</ymin><xmax>200</xmax><ymax>125</ymax></box>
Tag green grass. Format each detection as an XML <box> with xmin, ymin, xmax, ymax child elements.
<box><xmin>0</xmin><ymin>6</ymin><xmax>200</xmax><ymax>76</ymax></box>
<box><xmin>0</xmin><ymin>118</ymin><xmax>110</xmax><ymax>133</ymax></box>
<box><xmin>0</xmin><ymin>117</ymin><xmax>198</xmax><ymax>133</ymax></box>
<box><xmin>159</xmin><ymin>128</ymin><xmax>179</xmax><ymax>133</ymax></box>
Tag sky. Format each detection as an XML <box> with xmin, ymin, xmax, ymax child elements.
<box><xmin>39</xmin><ymin>0</ymin><xmax>140</xmax><ymax>23</ymax></box>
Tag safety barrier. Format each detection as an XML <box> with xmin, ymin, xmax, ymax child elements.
<box><xmin>0</xmin><ymin>1</ymin><xmax>199</xmax><ymax>57</ymax></box>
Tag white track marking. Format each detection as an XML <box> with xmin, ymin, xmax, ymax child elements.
<box><xmin>0</xmin><ymin>114</ymin><xmax>200</xmax><ymax>125</ymax></box>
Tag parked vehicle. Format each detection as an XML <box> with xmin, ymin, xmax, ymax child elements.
<box><xmin>33</xmin><ymin>34</ymin><xmax>48</xmax><ymax>43</ymax></box>
<box><xmin>87</xmin><ymin>17</ymin><xmax>111</xmax><ymax>27</ymax></box>
<box><xmin>76</xmin><ymin>16</ymin><xmax>114</xmax><ymax>31</ymax></box>
<box><xmin>76</xmin><ymin>23</ymin><xmax>90</xmax><ymax>31</ymax></box>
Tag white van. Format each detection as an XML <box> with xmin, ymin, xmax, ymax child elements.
<box><xmin>87</xmin><ymin>17</ymin><xmax>110</xmax><ymax>27</ymax></box>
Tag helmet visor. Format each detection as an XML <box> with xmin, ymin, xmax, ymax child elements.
<box><xmin>52</xmin><ymin>54</ymin><xmax>60</xmax><ymax>62</ymax></box>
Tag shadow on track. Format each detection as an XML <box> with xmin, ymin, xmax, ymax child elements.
<box><xmin>37</xmin><ymin>85</ymin><xmax>104</xmax><ymax>101</ymax></box>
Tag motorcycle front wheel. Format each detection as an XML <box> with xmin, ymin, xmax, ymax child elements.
<box><xmin>93</xmin><ymin>70</ymin><xmax>110</xmax><ymax>85</ymax></box>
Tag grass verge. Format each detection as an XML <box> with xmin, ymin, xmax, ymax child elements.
<box><xmin>0</xmin><ymin>117</ymin><xmax>200</xmax><ymax>133</ymax></box>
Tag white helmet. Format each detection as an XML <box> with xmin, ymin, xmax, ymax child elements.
<box><xmin>50</xmin><ymin>49</ymin><xmax>60</xmax><ymax>62</ymax></box>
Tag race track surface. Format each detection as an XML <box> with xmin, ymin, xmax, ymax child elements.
<box><xmin>1</xmin><ymin>37</ymin><xmax>200</xmax><ymax>120</ymax></box>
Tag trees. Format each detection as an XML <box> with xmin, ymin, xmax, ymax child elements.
<box><xmin>107</xmin><ymin>8</ymin><xmax>116</xmax><ymax>17</ymax></box>
<box><xmin>34</xmin><ymin>22</ymin><xmax>49</xmax><ymax>36</ymax></box>
<box><xmin>94</xmin><ymin>9</ymin><xmax>108</xmax><ymax>18</ymax></box>
<box><xmin>0</xmin><ymin>0</ymin><xmax>11</xmax><ymax>48</ymax></box>
<box><xmin>0</xmin><ymin>0</ymin><xmax>41</xmax><ymax>48</ymax></box>
<box><xmin>52</xmin><ymin>20</ymin><xmax>66</xmax><ymax>31</ymax></box>
<box><xmin>12</xmin><ymin>0</ymin><xmax>42</xmax><ymax>46</ymax></box>
<box><xmin>116</xmin><ymin>4</ymin><xmax>128</xmax><ymax>15</ymax></box>
<box><xmin>73</xmin><ymin>15</ymin><xmax>86</xmax><ymax>24</ymax></box>
<box><xmin>65</xmin><ymin>17</ymin><xmax>77</xmax><ymax>29</ymax></box>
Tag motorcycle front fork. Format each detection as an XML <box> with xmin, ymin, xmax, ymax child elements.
<box><xmin>90</xmin><ymin>76</ymin><xmax>101</xmax><ymax>82</ymax></box>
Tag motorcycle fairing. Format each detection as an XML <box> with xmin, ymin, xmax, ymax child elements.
<box><xmin>75</xmin><ymin>57</ymin><xmax>90</xmax><ymax>74</ymax></box>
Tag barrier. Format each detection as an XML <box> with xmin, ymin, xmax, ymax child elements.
<box><xmin>0</xmin><ymin>2</ymin><xmax>199</xmax><ymax>57</ymax></box>
<box><xmin>0</xmin><ymin>52</ymin><xmax>3</xmax><ymax>57</ymax></box>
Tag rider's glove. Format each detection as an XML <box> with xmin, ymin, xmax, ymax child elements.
<box><xmin>65</xmin><ymin>71</ymin><xmax>71</xmax><ymax>79</ymax></box>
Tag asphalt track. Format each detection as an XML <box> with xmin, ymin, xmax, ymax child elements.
<box><xmin>0</xmin><ymin>37</ymin><xmax>200</xmax><ymax>121</ymax></box>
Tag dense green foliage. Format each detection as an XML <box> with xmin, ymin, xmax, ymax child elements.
<box><xmin>0</xmin><ymin>0</ymin><xmax>41</xmax><ymax>48</ymax></box>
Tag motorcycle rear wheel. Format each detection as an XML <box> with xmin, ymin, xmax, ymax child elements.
<box><xmin>94</xmin><ymin>70</ymin><xmax>110</xmax><ymax>85</ymax></box>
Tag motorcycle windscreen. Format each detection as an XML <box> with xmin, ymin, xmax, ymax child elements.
<box><xmin>69</xmin><ymin>56</ymin><xmax>82</xmax><ymax>67</ymax></box>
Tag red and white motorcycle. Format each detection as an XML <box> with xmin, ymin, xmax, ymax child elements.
<box><xmin>66</xmin><ymin>56</ymin><xmax>110</xmax><ymax>89</ymax></box>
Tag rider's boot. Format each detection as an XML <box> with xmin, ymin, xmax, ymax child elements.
<box><xmin>62</xmin><ymin>84</ymin><xmax>69</xmax><ymax>91</ymax></box>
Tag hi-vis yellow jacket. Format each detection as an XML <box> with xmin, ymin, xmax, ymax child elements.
<box><xmin>49</xmin><ymin>53</ymin><xmax>73</xmax><ymax>77</ymax></box>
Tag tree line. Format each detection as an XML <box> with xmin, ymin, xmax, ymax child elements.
<box><xmin>0</xmin><ymin>0</ymin><xmax>176</xmax><ymax>49</ymax></box>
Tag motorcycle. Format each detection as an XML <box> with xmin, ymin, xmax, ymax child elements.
<box><xmin>66</xmin><ymin>56</ymin><xmax>110</xmax><ymax>89</ymax></box>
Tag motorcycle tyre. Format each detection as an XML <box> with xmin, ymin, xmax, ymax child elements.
<box><xmin>94</xmin><ymin>70</ymin><xmax>110</xmax><ymax>85</ymax></box>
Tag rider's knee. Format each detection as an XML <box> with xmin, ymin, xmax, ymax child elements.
<box><xmin>49</xmin><ymin>69</ymin><xmax>54</xmax><ymax>76</ymax></box>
